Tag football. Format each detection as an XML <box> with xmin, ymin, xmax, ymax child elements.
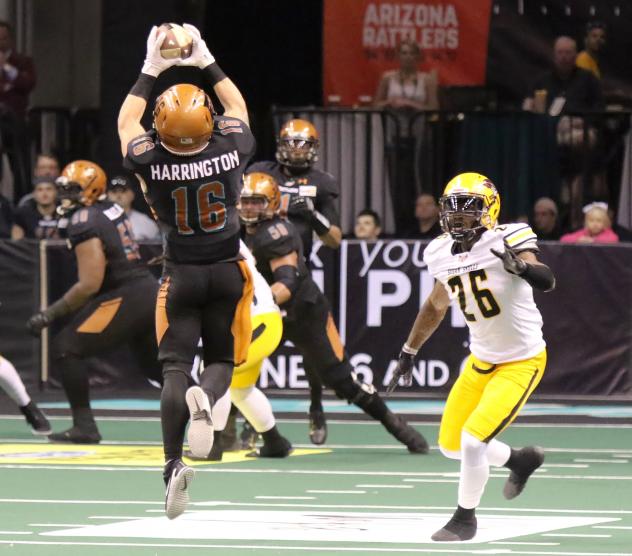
<box><xmin>158</xmin><ymin>23</ymin><xmax>193</xmax><ymax>59</ymax></box>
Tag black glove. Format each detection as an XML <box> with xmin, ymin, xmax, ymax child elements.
<box><xmin>490</xmin><ymin>241</ymin><xmax>527</xmax><ymax>275</ymax></box>
<box><xmin>26</xmin><ymin>312</ymin><xmax>51</xmax><ymax>336</ymax></box>
<box><xmin>386</xmin><ymin>350</ymin><xmax>415</xmax><ymax>394</ymax></box>
<box><xmin>287</xmin><ymin>195</ymin><xmax>315</xmax><ymax>218</ymax></box>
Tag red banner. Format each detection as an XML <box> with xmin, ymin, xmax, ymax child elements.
<box><xmin>323</xmin><ymin>0</ymin><xmax>493</xmax><ymax>105</ymax></box>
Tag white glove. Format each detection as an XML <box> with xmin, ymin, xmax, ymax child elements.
<box><xmin>180</xmin><ymin>23</ymin><xmax>215</xmax><ymax>68</ymax></box>
<box><xmin>141</xmin><ymin>26</ymin><xmax>179</xmax><ymax>77</ymax></box>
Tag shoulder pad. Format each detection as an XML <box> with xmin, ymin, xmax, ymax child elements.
<box><xmin>126</xmin><ymin>131</ymin><xmax>157</xmax><ymax>165</ymax></box>
<box><xmin>214</xmin><ymin>116</ymin><xmax>247</xmax><ymax>136</ymax></box>
<box><xmin>423</xmin><ymin>234</ymin><xmax>451</xmax><ymax>265</ymax></box>
<box><xmin>500</xmin><ymin>223</ymin><xmax>539</xmax><ymax>251</ymax></box>
<box><xmin>67</xmin><ymin>206</ymin><xmax>101</xmax><ymax>246</ymax></box>
<box><xmin>253</xmin><ymin>219</ymin><xmax>296</xmax><ymax>260</ymax></box>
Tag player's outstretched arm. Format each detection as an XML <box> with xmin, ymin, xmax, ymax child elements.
<box><xmin>269</xmin><ymin>251</ymin><xmax>300</xmax><ymax>305</ymax></box>
<box><xmin>26</xmin><ymin>239</ymin><xmax>106</xmax><ymax>336</ymax></box>
<box><xmin>491</xmin><ymin>243</ymin><xmax>555</xmax><ymax>292</ymax></box>
<box><xmin>181</xmin><ymin>23</ymin><xmax>249</xmax><ymax>126</ymax></box>
<box><xmin>118</xmin><ymin>26</ymin><xmax>179</xmax><ymax>156</ymax></box>
<box><xmin>388</xmin><ymin>280</ymin><xmax>450</xmax><ymax>393</ymax></box>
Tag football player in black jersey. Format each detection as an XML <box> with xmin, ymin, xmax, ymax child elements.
<box><xmin>118</xmin><ymin>24</ymin><xmax>254</xmax><ymax>519</ymax></box>
<box><xmin>249</xmin><ymin>119</ymin><xmax>341</xmax><ymax>445</ymax></box>
<box><xmin>26</xmin><ymin>160</ymin><xmax>161</xmax><ymax>443</ymax></box>
<box><xmin>240</xmin><ymin>171</ymin><xmax>429</xmax><ymax>454</ymax></box>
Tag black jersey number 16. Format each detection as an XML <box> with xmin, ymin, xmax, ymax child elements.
<box><xmin>171</xmin><ymin>181</ymin><xmax>226</xmax><ymax>234</ymax></box>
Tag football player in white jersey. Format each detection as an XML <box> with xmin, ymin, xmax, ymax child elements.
<box><xmin>190</xmin><ymin>240</ymin><xmax>292</xmax><ymax>460</ymax></box>
<box><xmin>389</xmin><ymin>172</ymin><xmax>555</xmax><ymax>542</ymax></box>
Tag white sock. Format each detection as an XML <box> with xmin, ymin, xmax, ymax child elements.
<box><xmin>458</xmin><ymin>431</ymin><xmax>490</xmax><ymax>509</ymax></box>
<box><xmin>231</xmin><ymin>385</ymin><xmax>275</xmax><ymax>433</ymax></box>
<box><xmin>487</xmin><ymin>439</ymin><xmax>511</xmax><ymax>467</ymax></box>
<box><xmin>0</xmin><ymin>356</ymin><xmax>31</xmax><ymax>407</ymax></box>
<box><xmin>211</xmin><ymin>390</ymin><xmax>231</xmax><ymax>431</ymax></box>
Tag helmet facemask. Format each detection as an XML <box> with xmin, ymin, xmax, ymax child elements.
<box><xmin>440</xmin><ymin>194</ymin><xmax>489</xmax><ymax>242</ymax></box>
<box><xmin>55</xmin><ymin>176</ymin><xmax>84</xmax><ymax>215</ymax></box>
<box><xmin>238</xmin><ymin>194</ymin><xmax>271</xmax><ymax>224</ymax></box>
<box><xmin>276</xmin><ymin>137</ymin><xmax>318</xmax><ymax>169</ymax></box>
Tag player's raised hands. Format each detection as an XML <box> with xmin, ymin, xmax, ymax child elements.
<box><xmin>490</xmin><ymin>241</ymin><xmax>527</xmax><ymax>276</ymax></box>
<box><xmin>386</xmin><ymin>350</ymin><xmax>415</xmax><ymax>394</ymax></box>
<box><xmin>180</xmin><ymin>23</ymin><xmax>215</xmax><ymax>68</ymax></box>
<box><xmin>142</xmin><ymin>26</ymin><xmax>179</xmax><ymax>77</ymax></box>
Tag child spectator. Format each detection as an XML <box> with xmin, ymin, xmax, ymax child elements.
<box><xmin>560</xmin><ymin>202</ymin><xmax>618</xmax><ymax>244</ymax></box>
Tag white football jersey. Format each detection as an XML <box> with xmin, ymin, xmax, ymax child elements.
<box><xmin>239</xmin><ymin>240</ymin><xmax>279</xmax><ymax>317</ymax></box>
<box><xmin>424</xmin><ymin>223</ymin><xmax>545</xmax><ymax>364</ymax></box>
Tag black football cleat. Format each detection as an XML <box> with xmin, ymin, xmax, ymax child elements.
<box><xmin>20</xmin><ymin>401</ymin><xmax>51</xmax><ymax>435</ymax></box>
<box><xmin>308</xmin><ymin>409</ymin><xmax>327</xmax><ymax>445</ymax></box>
<box><xmin>503</xmin><ymin>446</ymin><xmax>545</xmax><ymax>500</ymax></box>
<box><xmin>164</xmin><ymin>458</ymin><xmax>195</xmax><ymax>520</ymax></box>
<box><xmin>48</xmin><ymin>425</ymin><xmax>101</xmax><ymax>444</ymax></box>
<box><xmin>248</xmin><ymin>431</ymin><xmax>293</xmax><ymax>458</ymax></box>
<box><xmin>383</xmin><ymin>412</ymin><xmax>429</xmax><ymax>454</ymax></box>
<box><xmin>431</xmin><ymin>515</ymin><xmax>477</xmax><ymax>542</ymax></box>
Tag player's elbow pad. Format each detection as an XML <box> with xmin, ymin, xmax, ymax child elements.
<box><xmin>521</xmin><ymin>263</ymin><xmax>555</xmax><ymax>292</ymax></box>
<box><xmin>273</xmin><ymin>265</ymin><xmax>300</xmax><ymax>295</ymax></box>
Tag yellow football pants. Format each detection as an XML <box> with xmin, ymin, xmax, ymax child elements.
<box><xmin>230</xmin><ymin>311</ymin><xmax>283</xmax><ymax>389</ymax></box>
<box><xmin>438</xmin><ymin>349</ymin><xmax>547</xmax><ymax>452</ymax></box>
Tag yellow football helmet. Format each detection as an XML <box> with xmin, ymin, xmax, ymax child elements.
<box><xmin>439</xmin><ymin>172</ymin><xmax>500</xmax><ymax>240</ymax></box>
<box><xmin>239</xmin><ymin>172</ymin><xmax>282</xmax><ymax>223</ymax></box>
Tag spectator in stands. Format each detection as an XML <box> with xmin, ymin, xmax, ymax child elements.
<box><xmin>0</xmin><ymin>191</ymin><xmax>12</xmax><ymax>237</ymax></box>
<box><xmin>560</xmin><ymin>202</ymin><xmax>618</xmax><ymax>243</ymax></box>
<box><xmin>531</xmin><ymin>197</ymin><xmax>562</xmax><ymax>240</ymax></box>
<box><xmin>11</xmin><ymin>178</ymin><xmax>59</xmax><ymax>239</ymax></box>
<box><xmin>576</xmin><ymin>22</ymin><xmax>606</xmax><ymax>79</ymax></box>
<box><xmin>0</xmin><ymin>21</ymin><xmax>36</xmax><ymax>200</ymax></box>
<box><xmin>353</xmin><ymin>209</ymin><xmax>382</xmax><ymax>240</ymax></box>
<box><xmin>33</xmin><ymin>153</ymin><xmax>60</xmax><ymax>179</ymax></box>
<box><xmin>107</xmin><ymin>175</ymin><xmax>160</xmax><ymax>240</ymax></box>
<box><xmin>523</xmin><ymin>36</ymin><xmax>603</xmax><ymax>114</ymax></box>
<box><xmin>406</xmin><ymin>193</ymin><xmax>442</xmax><ymax>239</ymax></box>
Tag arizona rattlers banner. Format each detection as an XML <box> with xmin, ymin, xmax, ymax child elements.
<box><xmin>323</xmin><ymin>0</ymin><xmax>493</xmax><ymax>105</ymax></box>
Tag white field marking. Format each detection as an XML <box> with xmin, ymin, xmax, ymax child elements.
<box><xmin>29</xmin><ymin>524</ymin><xmax>88</xmax><ymax>528</ymax></box>
<box><xmin>0</xmin><ymin>531</ymin><xmax>32</xmax><ymax>535</ymax></box>
<box><xmin>0</xmin><ymin>498</ymin><xmax>163</xmax><ymax>505</ymax></box>
<box><xmin>88</xmin><ymin>516</ymin><xmax>153</xmax><ymax>520</ymax></box>
<box><xmin>0</xmin><ymin>414</ymin><xmax>161</xmax><ymax>422</ymax></box>
<box><xmin>355</xmin><ymin>484</ymin><xmax>414</xmax><ymax>489</ymax></box>
<box><xmin>593</xmin><ymin>526</ymin><xmax>632</xmax><ymax>530</ymax></box>
<box><xmin>306</xmin><ymin>490</ymin><xmax>367</xmax><ymax>494</ymax></box>
<box><xmin>537</xmin><ymin>464</ymin><xmax>589</xmax><ymax>469</ymax></box>
<box><xmin>403</xmin><ymin>479</ymin><xmax>459</xmax><ymax>483</ymax></box>
<box><xmin>614</xmin><ymin>454</ymin><xmax>631</xmax><ymax>458</ymax></box>
<box><xmin>575</xmin><ymin>459</ymin><xmax>629</xmax><ymax>464</ymax></box>
<box><xmin>490</xmin><ymin>542</ymin><xmax>560</xmax><ymax>546</ymax></box>
<box><xmin>541</xmin><ymin>533</ymin><xmax>612</xmax><ymax>538</ymax></box>
<box><xmin>7</xmin><ymin>539</ymin><xmax>632</xmax><ymax>555</ymax></box>
<box><xmin>255</xmin><ymin>496</ymin><xmax>316</xmax><ymax>500</ymax></box>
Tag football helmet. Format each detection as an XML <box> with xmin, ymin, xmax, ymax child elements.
<box><xmin>153</xmin><ymin>84</ymin><xmax>214</xmax><ymax>156</ymax></box>
<box><xmin>56</xmin><ymin>160</ymin><xmax>107</xmax><ymax>214</ymax></box>
<box><xmin>439</xmin><ymin>172</ymin><xmax>500</xmax><ymax>241</ymax></box>
<box><xmin>276</xmin><ymin>118</ymin><xmax>319</xmax><ymax>169</ymax></box>
<box><xmin>239</xmin><ymin>172</ymin><xmax>281</xmax><ymax>223</ymax></box>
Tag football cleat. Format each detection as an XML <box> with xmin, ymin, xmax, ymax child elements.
<box><xmin>383</xmin><ymin>412</ymin><xmax>429</xmax><ymax>454</ymax></box>
<box><xmin>503</xmin><ymin>446</ymin><xmax>545</xmax><ymax>500</ymax></box>
<box><xmin>308</xmin><ymin>409</ymin><xmax>327</xmax><ymax>445</ymax></box>
<box><xmin>164</xmin><ymin>459</ymin><xmax>195</xmax><ymax>520</ymax></box>
<box><xmin>431</xmin><ymin>515</ymin><xmax>477</xmax><ymax>542</ymax></box>
<box><xmin>247</xmin><ymin>432</ymin><xmax>293</xmax><ymax>458</ymax></box>
<box><xmin>185</xmin><ymin>386</ymin><xmax>214</xmax><ymax>458</ymax></box>
<box><xmin>48</xmin><ymin>425</ymin><xmax>101</xmax><ymax>444</ymax></box>
<box><xmin>20</xmin><ymin>401</ymin><xmax>52</xmax><ymax>435</ymax></box>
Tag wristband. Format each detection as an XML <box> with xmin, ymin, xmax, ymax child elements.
<box><xmin>129</xmin><ymin>73</ymin><xmax>156</xmax><ymax>100</ymax></box>
<box><xmin>402</xmin><ymin>343</ymin><xmax>418</xmax><ymax>356</ymax></box>
<box><xmin>311</xmin><ymin>211</ymin><xmax>331</xmax><ymax>236</ymax></box>
<box><xmin>43</xmin><ymin>298</ymin><xmax>71</xmax><ymax>322</ymax></box>
<box><xmin>202</xmin><ymin>62</ymin><xmax>227</xmax><ymax>86</ymax></box>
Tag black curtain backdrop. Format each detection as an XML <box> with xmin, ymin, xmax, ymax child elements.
<box><xmin>99</xmin><ymin>0</ymin><xmax>323</xmax><ymax>176</ymax></box>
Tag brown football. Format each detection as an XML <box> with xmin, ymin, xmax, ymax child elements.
<box><xmin>158</xmin><ymin>23</ymin><xmax>192</xmax><ymax>59</ymax></box>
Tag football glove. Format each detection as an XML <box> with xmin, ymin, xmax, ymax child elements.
<box><xmin>141</xmin><ymin>26</ymin><xmax>179</xmax><ymax>77</ymax></box>
<box><xmin>26</xmin><ymin>312</ymin><xmax>51</xmax><ymax>337</ymax></box>
<box><xmin>386</xmin><ymin>350</ymin><xmax>415</xmax><ymax>394</ymax></box>
<box><xmin>287</xmin><ymin>195</ymin><xmax>315</xmax><ymax>218</ymax></box>
<box><xmin>181</xmin><ymin>23</ymin><xmax>215</xmax><ymax>68</ymax></box>
<box><xmin>490</xmin><ymin>241</ymin><xmax>527</xmax><ymax>276</ymax></box>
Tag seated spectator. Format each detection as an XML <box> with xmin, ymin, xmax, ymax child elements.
<box><xmin>531</xmin><ymin>197</ymin><xmax>562</xmax><ymax>240</ymax></box>
<box><xmin>18</xmin><ymin>153</ymin><xmax>61</xmax><ymax>207</ymax></box>
<box><xmin>107</xmin><ymin>175</ymin><xmax>160</xmax><ymax>240</ymax></box>
<box><xmin>576</xmin><ymin>21</ymin><xmax>606</xmax><ymax>79</ymax></box>
<box><xmin>560</xmin><ymin>202</ymin><xmax>618</xmax><ymax>244</ymax></box>
<box><xmin>0</xmin><ymin>191</ymin><xmax>12</xmax><ymax>238</ymax></box>
<box><xmin>11</xmin><ymin>178</ymin><xmax>59</xmax><ymax>239</ymax></box>
<box><xmin>406</xmin><ymin>193</ymin><xmax>442</xmax><ymax>239</ymax></box>
<box><xmin>353</xmin><ymin>209</ymin><xmax>382</xmax><ymax>240</ymax></box>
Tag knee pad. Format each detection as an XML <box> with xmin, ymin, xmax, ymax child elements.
<box><xmin>440</xmin><ymin>446</ymin><xmax>461</xmax><ymax>460</ymax></box>
<box><xmin>461</xmin><ymin>431</ymin><xmax>487</xmax><ymax>467</ymax></box>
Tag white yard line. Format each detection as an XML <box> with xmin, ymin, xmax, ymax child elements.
<box><xmin>306</xmin><ymin>490</ymin><xmax>367</xmax><ymax>495</ymax></box>
<box><xmin>255</xmin><ymin>496</ymin><xmax>316</xmax><ymax>500</ymax></box>
<box><xmin>574</xmin><ymin>459</ymin><xmax>629</xmax><ymax>464</ymax></box>
<box><xmin>355</xmin><ymin>484</ymin><xmax>414</xmax><ymax>489</ymax></box>
<box><xmin>0</xmin><ymin>531</ymin><xmax>32</xmax><ymax>535</ymax></box>
<box><xmin>541</xmin><ymin>533</ymin><xmax>612</xmax><ymax>538</ymax></box>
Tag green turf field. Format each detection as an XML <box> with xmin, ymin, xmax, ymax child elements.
<box><xmin>0</xmin><ymin>415</ymin><xmax>631</xmax><ymax>555</ymax></box>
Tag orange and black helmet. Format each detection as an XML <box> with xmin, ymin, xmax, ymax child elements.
<box><xmin>153</xmin><ymin>83</ymin><xmax>214</xmax><ymax>156</ymax></box>
<box><xmin>56</xmin><ymin>160</ymin><xmax>107</xmax><ymax>213</ymax></box>
<box><xmin>239</xmin><ymin>172</ymin><xmax>281</xmax><ymax>223</ymax></box>
<box><xmin>276</xmin><ymin>118</ymin><xmax>319</xmax><ymax>169</ymax></box>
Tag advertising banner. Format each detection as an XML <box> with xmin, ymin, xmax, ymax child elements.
<box><xmin>323</xmin><ymin>0</ymin><xmax>493</xmax><ymax>105</ymax></box>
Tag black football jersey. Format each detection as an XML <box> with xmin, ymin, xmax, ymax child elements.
<box><xmin>247</xmin><ymin>161</ymin><xmax>340</xmax><ymax>260</ymax></box>
<box><xmin>125</xmin><ymin>115</ymin><xmax>255</xmax><ymax>264</ymax></box>
<box><xmin>66</xmin><ymin>201</ymin><xmax>151</xmax><ymax>293</ymax></box>
<box><xmin>245</xmin><ymin>216</ymin><xmax>320</xmax><ymax>309</ymax></box>
<box><xmin>14</xmin><ymin>200</ymin><xmax>60</xmax><ymax>239</ymax></box>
